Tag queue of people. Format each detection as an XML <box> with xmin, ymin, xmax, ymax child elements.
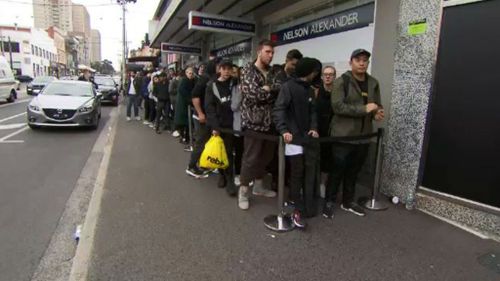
<box><xmin>123</xmin><ymin>39</ymin><xmax>384</xmax><ymax>229</ymax></box>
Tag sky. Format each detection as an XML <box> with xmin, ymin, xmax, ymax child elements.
<box><xmin>0</xmin><ymin>0</ymin><xmax>160</xmax><ymax>67</ymax></box>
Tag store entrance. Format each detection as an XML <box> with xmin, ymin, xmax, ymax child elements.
<box><xmin>422</xmin><ymin>0</ymin><xmax>500</xmax><ymax>208</ymax></box>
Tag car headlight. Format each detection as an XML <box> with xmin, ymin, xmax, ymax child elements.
<box><xmin>78</xmin><ymin>101</ymin><xmax>94</xmax><ymax>113</ymax></box>
<box><xmin>28</xmin><ymin>104</ymin><xmax>40</xmax><ymax>112</ymax></box>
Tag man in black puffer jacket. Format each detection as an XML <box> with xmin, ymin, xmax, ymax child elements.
<box><xmin>273</xmin><ymin>57</ymin><xmax>321</xmax><ymax>228</ymax></box>
<box><xmin>205</xmin><ymin>59</ymin><xmax>238</xmax><ymax>196</ymax></box>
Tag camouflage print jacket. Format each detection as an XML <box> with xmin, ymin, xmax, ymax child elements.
<box><xmin>240</xmin><ymin>62</ymin><xmax>279</xmax><ymax>133</ymax></box>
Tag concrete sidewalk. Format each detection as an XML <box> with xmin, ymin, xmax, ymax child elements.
<box><xmin>86</xmin><ymin>109</ymin><xmax>500</xmax><ymax>281</ymax></box>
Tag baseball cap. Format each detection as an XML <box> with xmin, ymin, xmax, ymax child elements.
<box><xmin>219</xmin><ymin>58</ymin><xmax>234</xmax><ymax>68</ymax></box>
<box><xmin>350</xmin><ymin>49</ymin><xmax>371</xmax><ymax>59</ymax></box>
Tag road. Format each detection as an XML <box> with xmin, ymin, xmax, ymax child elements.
<box><xmin>0</xmin><ymin>89</ymin><xmax>114</xmax><ymax>281</ymax></box>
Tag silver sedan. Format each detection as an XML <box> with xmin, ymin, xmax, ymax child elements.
<box><xmin>27</xmin><ymin>80</ymin><xmax>102</xmax><ymax>130</ymax></box>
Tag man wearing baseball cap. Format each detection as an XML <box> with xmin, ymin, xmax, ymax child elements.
<box><xmin>323</xmin><ymin>48</ymin><xmax>384</xmax><ymax>219</ymax></box>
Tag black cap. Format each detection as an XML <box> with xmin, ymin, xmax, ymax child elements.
<box><xmin>350</xmin><ymin>49</ymin><xmax>371</xmax><ymax>59</ymax></box>
<box><xmin>219</xmin><ymin>58</ymin><xmax>234</xmax><ymax>68</ymax></box>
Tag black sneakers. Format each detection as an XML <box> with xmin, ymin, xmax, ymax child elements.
<box><xmin>217</xmin><ymin>174</ymin><xmax>227</xmax><ymax>188</ymax></box>
<box><xmin>322</xmin><ymin>201</ymin><xmax>335</xmax><ymax>219</ymax></box>
<box><xmin>341</xmin><ymin>202</ymin><xmax>366</xmax><ymax>217</ymax></box>
<box><xmin>185</xmin><ymin>167</ymin><xmax>209</xmax><ymax>179</ymax></box>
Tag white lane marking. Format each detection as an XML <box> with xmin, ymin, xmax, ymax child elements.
<box><xmin>0</xmin><ymin>123</ymin><xmax>27</xmax><ymax>130</ymax></box>
<box><xmin>0</xmin><ymin>112</ymin><xmax>26</xmax><ymax>123</ymax></box>
<box><xmin>0</xmin><ymin>99</ymin><xmax>30</xmax><ymax>108</ymax></box>
<box><xmin>0</xmin><ymin>125</ymin><xmax>29</xmax><ymax>142</ymax></box>
<box><xmin>0</xmin><ymin>140</ymin><xmax>24</xmax><ymax>144</ymax></box>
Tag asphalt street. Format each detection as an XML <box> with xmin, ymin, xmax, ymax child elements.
<box><xmin>86</xmin><ymin>109</ymin><xmax>500</xmax><ymax>281</ymax></box>
<box><xmin>0</xmin><ymin>91</ymin><xmax>114</xmax><ymax>281</ymax></box>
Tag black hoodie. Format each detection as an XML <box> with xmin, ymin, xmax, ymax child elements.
<box><xmin>273</xmin><ymin>78</ymin><xmax>317</xmax><ymax>143</ymax></box>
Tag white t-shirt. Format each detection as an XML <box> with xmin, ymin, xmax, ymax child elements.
<box><xmin>285</xmin><ymin>144</ymin><xmax>303</xmax><ymax>156</ymax></box>
<box><xmin>128</xmin><ymin>77</ymin><xmax>136</xmax><ymax>95</ymax></box>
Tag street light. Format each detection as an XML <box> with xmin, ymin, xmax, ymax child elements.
<box><xmin>116</xmin><ymin>0</ymin><xmax>137</xmax><ymax>91</ymax></box>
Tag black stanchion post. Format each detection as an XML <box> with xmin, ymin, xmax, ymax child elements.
<box><xmin>187</xmin><ymin>106</ymin><xmax>194</xmax><ymax>149</ymax></box>
<box><xmin>264</xmin><ymin>137</ymin><xmax>295</xmax><ymax>232</ymax></box>
<box><xmin>359</xmin><ymin>128</ymin><xmax>388</xmax><ymax>211</ymax></box>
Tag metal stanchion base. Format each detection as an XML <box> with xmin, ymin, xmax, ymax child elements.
<box><xmin>359</xmin><ymin>198</ymin><xmax>389</xmax><ymax>211</ymax></box>
<box><xmin>264</xmin><ymin>214</ymin><xmax>295</xmax><ymax>232</ymax></box>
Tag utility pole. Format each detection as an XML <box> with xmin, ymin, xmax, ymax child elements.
<box><xmin>8</xmin><ymin>36</ymin><xmax>13</xmax><ymax>70</ymax></box>
<box><xmin>117</xmin><ymin>0</ymin><xmax>137</xmax><ymax>92</ymax></box>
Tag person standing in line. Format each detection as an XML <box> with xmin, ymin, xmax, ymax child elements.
<box><xmin>125</xmin><ymin>71</ymin><xmax>142</xmax><ymax>121</ymax></box>
<box><xmin>238</xmin><ymin>39</ymin><xmax>279</xmax><ymax>210</ymax></box>
<box><xmin>153</xmin><ymin>72</ymin><xmax>170</xmax><ymax>134</ymax></box>
<box><xmin>186</xmin><ymin>59</ymin><xmax>219</xmax><ymax>178</ymax></box>
<box><xmin>169</xmin><ymin>71</ymin><xmax>180</xmax><ymax>134</ymax></box>
<box><xmin>142</xmin><ymin>71</ymin><xmax>152</xmax><ymax>125</ymax></box>
<box><xmin>324</xmin><ymin>49</ymin><xmax>384</xmax><ymax>218</ymax></box>
<box><xmin>231</xmin><ymin>64</ymin><xmax>244</xmax><ymax>187</ymax></box>
<box><xmin>147</xmin><ymin>73</ymin><xmax>159</xmax><ymax>128</ymax></box>
<box><xmin>273</xmin><ymin>57</ymin><xmax>320</xmax><ymax>228</ymax></box>
<box><xmin>174</xmin><ymin>67</ymin><xmax>196</xmax><ymax>144</ymax></box>
<box><xmin>316</xmin><ymin>66</ymin><xmax>336</xmax><ymax>198</ymax></box>
<box><xmin>205</xmin><ymin>59</ymin><xmax>239</xmax><ymax>196</ymax></box>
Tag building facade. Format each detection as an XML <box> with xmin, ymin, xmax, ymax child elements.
<box><xmin>0</xmin><ymin>25</ymin><xmax>57</xmax><ymax>77</ymax></box>
<box><xmin>150</xmin><ymin>0</ymin><xmax>500</xmax><ymax>240</ymax></box>
<box><xmin>71</xmin><ymin>4</ymin><xmax>91</xmax><ymax>65</ymax></box>
<box><xmin>90</xmin><ymin>29</ymin><xmax>101</xmax><ymax>63</ymax></box>
<box><xmin>33</xmin><ymin>0</ymin><xmax>73</xmax><ymax>33</ymax></box>
<box><xmin>46</xmin><ymin>26</ymin><xmax>67</xmax><ymax>76</ymax></box>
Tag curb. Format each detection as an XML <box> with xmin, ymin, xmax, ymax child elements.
<box><xmin>68</xmin><ymin>104</ymin><xmax>121</xmax><ymax>281</ymax></box>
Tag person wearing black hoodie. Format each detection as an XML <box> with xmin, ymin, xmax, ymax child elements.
<box><xmin>185</xmin><ymin>59</ymin><xmax>219</xmax><ymax>178</ymax></box>
<box><xmin>273</xmin><ymin>57</ymin><xmax>321</xmax><ymax>228</ymax></box>
<box><xmin>153</xmin><ymin>72</ymin><xmax>170</xmax><ymax>134</ymax></box>
<box><xmin>205</xmin><ymin>59</ymin><xmax>238</xmax><ymax>196</ymax></box>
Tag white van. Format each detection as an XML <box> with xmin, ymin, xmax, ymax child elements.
<box><xmin>0</xmin><ymin>56</ymin><xmax>17</xmax><ymax>103</ymax></box>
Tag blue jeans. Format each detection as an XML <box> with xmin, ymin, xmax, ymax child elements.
<box><xmin>127</xmin><ymin>94</ymin><xmax>139</xmax><ymax>117</ymax></box>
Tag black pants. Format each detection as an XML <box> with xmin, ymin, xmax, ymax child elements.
<box><xmin>219</xmin><ymin>132</ymin><xmax>234</xmax><ymax>183</ymax></box>
<box><xmin>326</xmin><ymin>143</ymin><xmax>369</xmax><ymax>204</ymax></box>
<box><xmin>148</xmin><ymin>99</ymin><xmax>156</xmax><ymax>123</ymax></box>
<box><xmin>234</xmin><ymin>135</ymin><xmax>244</xmax><ymax>175</ymax></box>
<box><xmin>143</xmin><ymin>96</ymin><xmax>150</xmax><ymax>121</ymax></box>
<box><xmin>240</xmin><ymin>131</ymin><xmax>277</xmax><ymax>187</ymax></box>
<box><xmin>155</xmin><ymin>100</ymin><xmax>171</xmax><ymax>131</ymax></box>
<box><xmin>288</xmin><ymin>154</ymin><xmax>305</xmax><ymax>212</ymax></box>
<box><xmin>188</xmin><ymin>122</ymin><xmax>211</xmax><ymax>169</ymax></box>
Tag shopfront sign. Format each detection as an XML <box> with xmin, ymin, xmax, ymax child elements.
<box><xmin>211</xmin><ymin>38</ymin><xmax>252</xmax><ymax>58</ymax></box>
<box><xmin>270</xmin><ymin>3</ymin><xmax>374</xmax><ymax>46</ymax></box>
<box><xmin>188</xmin><ymin>11</ymin><xmax>256</xmax><ymax>36</ymax></box>
<box><xmin>161</xmin><ymin>43</ymin><xmax>201</xmax><ymax>56</ymax></box>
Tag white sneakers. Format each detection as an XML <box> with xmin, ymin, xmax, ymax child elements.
<box><xmin>238</xmin><ymin>186</ymin><xmax>249</xmax><ymax>210</ymax></box>
<box><xmin>135</xmin><ymin>116</ymin><xmax>141</xmax><ymax>121</ymax></box>
<box><xmin>252</xmin><ymin>179</ymin><xmax>277</xmax><ymax>198</ymax></box>
<box><xmin>172</xmin><ymin>131</ymin><xmax>180</xmax><ymax>138</ymax></box>
<box><xmin>126</xmin><ymin>117</ymin><xmax>131</xmax><ymax>121</ymax></box>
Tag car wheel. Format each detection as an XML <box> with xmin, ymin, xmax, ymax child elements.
<box><xmin>28</xmin><ymin>124</ymin><xmax>40</xmax><ymax>130</ymax></box>
<box><xmin>7</xmin><ymin>90</ymin><xmax>16</xmax><ymax>103</ymax></box>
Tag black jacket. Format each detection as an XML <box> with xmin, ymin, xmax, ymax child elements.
<box><xmin>205</xmin><ymin>79</ymin><xmax>235</xmax><ymax>131</ymax></box>
<box><xmin>273</xmin><ymin>78</ymin><xmax>317</xmax><ymax>141</ymax></box>
<box><xmin>316</xmin><ymin>85</ymin><xmax>333</xmax><ymax>137</ymax></box>
<box><xmin>124</xmin><ymin>76</ymin><xmax>142</xmax><ymax>95</ymax></box>
<box><xmin>153</xmin><ymin>81</ymin><xmax>169</xmax><ymax>101</ymax></box>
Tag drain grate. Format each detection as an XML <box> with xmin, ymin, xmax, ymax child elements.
<box><xmin>477</xmin><ymin>252</ymin><xmax>500</xmax><ymax>274</ymax></box>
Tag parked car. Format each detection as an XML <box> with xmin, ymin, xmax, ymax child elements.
<box><xmin>94</xmin><ymin>75</ymin><xmax>119</xmax><ymax>106</ymax></box>
<box><xmin>0</xmin><ymin>56</ymin><xmax>18</xmax><ymax>103</ymax></box>
<box><xmin>15</xmin><ymin>75</ymin><xmax>34</xmax><ymax>83</ymax></box>
<box><xmin>27</xmin><ymin>80</ymin><xmax>102</xmax><ymax>130</ymax></box>
<box><xmin>27</xmin><ymin>76</ymin><xmax>57</xmax><ymax>95</ymax></box>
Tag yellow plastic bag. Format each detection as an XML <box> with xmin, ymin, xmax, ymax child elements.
<box><xmin>199</xmin><ymin>135</ymin><xmax>229</xmax><ymax>169</ymax></box>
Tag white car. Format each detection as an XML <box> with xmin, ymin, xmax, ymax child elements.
<box><xmin>0</xmin><ymin>56</ymin><xmax>18</xmax><ymax>102</ymax></box>
<box><xmin>27</xmin><ymin>80</ymin><xmax>102</xmax><ymax>130</ymax></box>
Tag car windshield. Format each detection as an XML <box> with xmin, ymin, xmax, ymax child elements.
<box><xmin>94</xmin><ymin>77</ymin><xmax>115</xmax><ymax>86</ymax></box>
<box><xmin>32</xmin><ymin>76</ymin><xmax>55</xmax><ymax>83</ymax></box>
<box><xmin>42</xmin><ymin>82</ymin><xmax>93</xmax><ymax>97</ymax></box>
